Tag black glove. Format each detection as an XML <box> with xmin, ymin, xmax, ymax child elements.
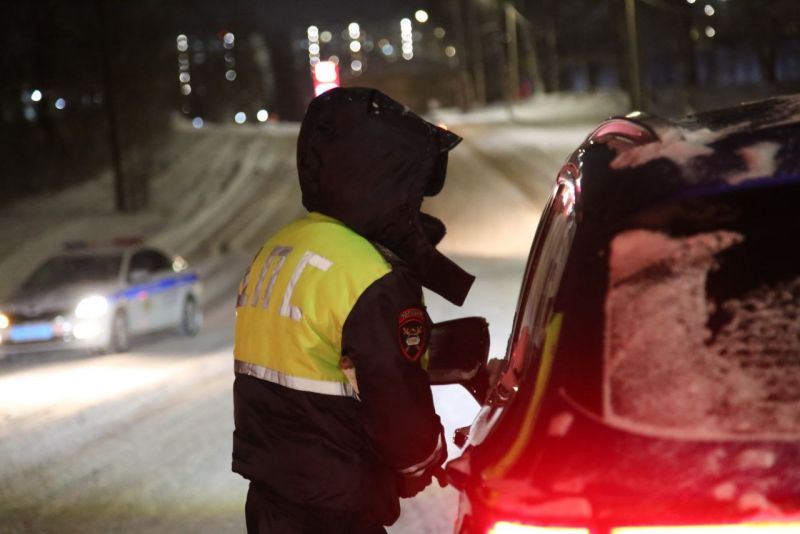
<box><xmin>395</xmin><ymin>434</ymin><xmax>448</xmax><ymax>498</ymax></box>
<box><xmin>395</xmin><ymin>470</ymin><xmax>435</xmax><ymax>498</ymax></box>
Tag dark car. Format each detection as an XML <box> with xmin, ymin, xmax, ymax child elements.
<box><xmin>437</xmin><ymin>95</ymin><xmax>800</xmax><ymax>533</ymax></box>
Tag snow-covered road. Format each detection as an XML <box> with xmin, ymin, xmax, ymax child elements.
<box><xmin>0</xmin><ymin>94</ymin><xmax>626</xmax><ymax>533</ymax></box>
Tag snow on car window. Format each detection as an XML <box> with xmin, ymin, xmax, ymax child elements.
<box><xmin>603</xmin><ymin>228</ymin><xmax>800</xmax><ymax>440</ymax></box>
<box><xmin>726</xmin><ymin>141</ymin><xmax>781</xmax><ymax>185</ymax></box>
<box><xmin>610</xmin><ymin>126</ymin><xmax>719</xmax><ymax>170</ymax></box>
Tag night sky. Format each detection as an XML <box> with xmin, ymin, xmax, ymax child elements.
<box><xmin>175</xmin><ymin>1</ymin><xmax>437</xmax><ymax>33</ymax></box>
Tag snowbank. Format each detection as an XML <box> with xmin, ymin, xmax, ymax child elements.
<box><xmin>431</xmin><ymin>91</ymin><xmax>629</xmax><ymax>127</ymax></box>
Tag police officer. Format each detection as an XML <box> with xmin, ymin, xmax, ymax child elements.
<box><xmin>232</xmin><ymin>87</ymin><xmax>474</xmax><ymax>533</ymax></box>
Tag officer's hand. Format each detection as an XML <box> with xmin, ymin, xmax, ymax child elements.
<box><xmin>484</xmin><ymin>358</ymin><xmax>505</xmax><ymax>402</ymax></box>
<box><xmin>395</xmin><ymin>436</ymin><xmax>447</xmax><ymax>498</ymax></box>
<box><xmin>395</xmin><ymin>470</ymin><xmax>435</xmax><ymax>498</ymax></box>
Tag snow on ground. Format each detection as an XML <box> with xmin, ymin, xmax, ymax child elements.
<box><xmin>432</xmin><ymin>90</ymin><xmax>629</xmax><ymax>126</ymax></box>
<box><xmin>0</xmin><ymin>121</ymin><xmax>302</xmax><ymax>306</ymax></box>
<box><xmin>0</xmin><ymin>92</ymin><xmax>625</xmax><ymax>533</ymax></box>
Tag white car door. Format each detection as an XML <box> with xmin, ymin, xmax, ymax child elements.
<box><xmin>145</xmin><ymin>249</ymin><xmax>182</xmax><ymax>329</ymax></box>
<box><xmin>126</xmin><ymin>249</ymin><xmax>164</xmax><ymax>333</ymax></box>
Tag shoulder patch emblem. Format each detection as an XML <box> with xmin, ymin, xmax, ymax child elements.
<box><xmin>398</xmin><ymin>307</ymin><xmax>427</xmax><ymax>362</ymax></box>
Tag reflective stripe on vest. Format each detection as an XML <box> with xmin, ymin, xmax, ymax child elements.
<box><xmin>234</xmin><ymin>360</ymin><xmax>357</xmax><ymax>397</ymax></box>
<box><xmin>233</xmin><ymin>212</ymin><xmax>391</xmax><ymax>397</ymax></box>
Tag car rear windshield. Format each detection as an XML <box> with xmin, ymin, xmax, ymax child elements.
<box><xmin>23</xmin><ymin>254</ymin><xmax>122</xmax><ymax>289</ymax></box>
<box><xmin>603</xmin><ymin>183</ymin><xmax>800</xmax><ymax>440</ymax></box>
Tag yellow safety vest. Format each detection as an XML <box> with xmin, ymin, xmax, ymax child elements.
<box><xmin>233</xmin><ymin>212</ymin><xmax>391</xmax><ymax>397</ymax></box>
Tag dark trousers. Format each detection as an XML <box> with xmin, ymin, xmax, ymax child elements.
<box><xmin>245</xmin><ymin>482</ymin><xmax>387</xmax><ymax>534</ymax></box>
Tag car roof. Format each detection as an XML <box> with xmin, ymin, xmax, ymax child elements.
<box><xmin>59</xmin><ymin>246</ymin><xmax>131</xmax><ymax>256</ymax></box>
<box><xmin>58</xmin><ymin>238</ymin><xmax>172</xmax><ymax>258</ymax></box>
<box><xmin>571</xmin><ymin>94</ymin><xmax>800</xmax><ymax>229</ymax></box>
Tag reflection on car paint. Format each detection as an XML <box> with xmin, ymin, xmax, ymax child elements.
<box><xmin>487</xmin><ymin>313</ymin><xmax>563</xmax><ymax>480</ymax></box>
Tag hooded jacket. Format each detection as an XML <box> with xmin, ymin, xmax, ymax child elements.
<box><xmin>297</xmin><ymin>86</ymin><xmax>474</xmax><ymax>305</ymax></box>
<box><xmin>232</xmin><ymin>87</ymin><xmax>473</xmax><ymax>527</ymax></box>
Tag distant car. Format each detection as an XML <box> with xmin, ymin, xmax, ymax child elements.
<box><xmin>437</xmin><ymin>95</ymin><xmax>800</xmax><ymax>533</ymax></box>
<box><xmin>0</xmin><ymin>239</ymin><xmax>202</xmax><ymax>356</ymax></box>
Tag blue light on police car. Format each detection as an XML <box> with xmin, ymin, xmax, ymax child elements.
<box><xmin>75</xmin><ymin>295</ymin><xmax>109</xmax><ymax>319</ymax></box>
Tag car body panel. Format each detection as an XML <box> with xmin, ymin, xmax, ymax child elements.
<box><xmin>449</xmin><ymin>95</ymin><xmax>800</xmax><ymax>533</ymax></box>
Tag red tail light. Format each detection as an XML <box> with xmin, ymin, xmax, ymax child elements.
<box><xmin>612</xmin><ymin>524</ymin><xmax>800</xmax><ymax>533</ymax></box>
<box><xmin>486</xmin><ymin>522</ymin><xmax>800</xmax><ymax>534</ymax></box>
<box><xmin>487</xmin><ymin>522</ymin><xmax>590</xmax><ymax>534</ymax></box>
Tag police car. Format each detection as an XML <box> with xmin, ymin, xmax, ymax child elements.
<box><xmin>429</xmin><ymin>95</ymin><xmax>800</xmax><ymax>533</ymax></box>
<box><xmin>0</xmin><ymin>239</ymin><xmax>202</xmax><ymax>355</ymax></box>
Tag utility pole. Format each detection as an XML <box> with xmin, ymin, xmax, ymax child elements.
<box><xmin>465</xmin><ymin>0</ymin><xmax>486</xmax><ymax>104</ymax></box>
<box><xmin>545</xmin><ymin>16</ymin><xmax>559</xmax><ymax>93</ymax></box>
<box><xmin>625</xmin><ymin>0</ymin><xmax>643</xmax><ymax>110</ymax></box>
<box><xmin>96</xmin><ymin>0</ymin><xmax>128</xmax><ymax>212</ymax></box>
<box><xmin>505</xmin><ymin>3</ymin><xmax>544</xmax><ymax>97</ymax></box>
<box><xmin>448</xmin><ymin>0</ymin><xmax>476</xmax><ymax>109</ymax></box>
<box><xmin>519</xmin><ymin>13</ymin><xmax>544</xmax><ymax>96</ymax></box>
<box><xmin>504</xmin><ymin>2</ymin><xmax>519</xmax><ymax>101</ymax></box>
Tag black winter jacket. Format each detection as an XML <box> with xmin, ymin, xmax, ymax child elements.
<box><xmin>233</xmin><ymin>253</ymin><xmax>442</xmax><ymax>525</ymax></box>
<box><xmin>232</xmin><ymin>87</ymin><xmax>473</xmax><ymax>525</ymax></box>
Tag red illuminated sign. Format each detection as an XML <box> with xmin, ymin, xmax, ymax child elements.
<box><xmin>313</xmin><ymin>61</ymin><xmax>339</xmax><ymax>96</ymax></box>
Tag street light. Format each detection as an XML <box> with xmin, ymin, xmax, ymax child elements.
<box><xmin>348</xmin><ymin>22</ymin><xmax>360</xmax><ymax>40</ymax></box>
<box><xmin>415</xmin><ymin>10</ymin><xmax>429</xmax><ymax>23</ymax></box>
<box><xmin>401</xmin><ymin>18</ymin><xmax>413</xmax><ymax>60</ymax></box>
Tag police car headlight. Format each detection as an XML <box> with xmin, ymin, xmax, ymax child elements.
<box><xmin>75</xmin><ymin>296</ymin><xmax>109</xmax><ymax>319</ymax></box>
<box><xmin>0</xmin><ymin>312</ymin><xmax>9</xmax><ymax>329</ymax></box>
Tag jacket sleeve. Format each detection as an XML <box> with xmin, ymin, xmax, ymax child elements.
<box><xmin>341</xmin><ymin>267</ymin><xmax>445</xmax><ymax>477</ymax></box>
